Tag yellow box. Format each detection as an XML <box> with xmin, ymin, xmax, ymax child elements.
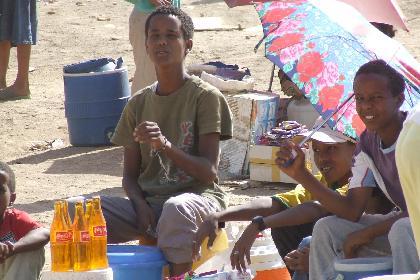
<box><xmin>249</xmin><ymin>162</ymin><xmax>298</xmax><ymax>184</ymax></box>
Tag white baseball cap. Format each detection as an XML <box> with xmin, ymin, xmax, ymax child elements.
<box><xmin>300</xmin><ymin>117</ymin><xmax>356</xmax><ymax>143</ymax></box>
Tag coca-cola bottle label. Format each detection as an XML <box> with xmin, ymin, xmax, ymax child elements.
<box><xmin>56</xmin><ymin>231</ymin><xmax>72</xmax><ymax>242</ymax></box>
<box><xmin>81</xmin><ymin>231</ymin><xmax>90</xmax><ymax>242</ymax></box>
<box><xmin>93</xmin><ymin>225</ymin><xmax>107</xmax><ymax>237</ymax></box>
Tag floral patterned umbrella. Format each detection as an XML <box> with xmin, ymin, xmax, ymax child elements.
<box><xmin>255</xmin><ymin>0</ymin><xmax>420</xmax><ymax>140</ymax></box>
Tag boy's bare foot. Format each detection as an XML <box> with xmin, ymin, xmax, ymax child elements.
<box><xmin>0</xmin><ymin>84</ymin><xmax>31</xmax><ymax>101</ymax></box>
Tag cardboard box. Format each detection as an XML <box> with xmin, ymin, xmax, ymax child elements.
<box><xmin>218</xmin><ymin>91</ymin><xmax>282</xmax><ymax>179</ymax></box>
<box><xmin>248</xmin><ymin>144</ymin><xmax>319</xmax><ymax>183</ymax></box>
<box><xmin>249</xmin><ymin>163</ymin><xmax>298</xmax><ymax>184</ymax></box>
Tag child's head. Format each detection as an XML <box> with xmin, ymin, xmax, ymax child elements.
<box><xmin>0</xmin><ymin>165</ymin><xmax>14</xmax><ymax>224</ymax></box>
<box><xmin>303</xmin><ymin>118</ymin><xmax>356</xmax><ymax>186</ymax></box>
<box><xmin>0</xmin><ymin>162</ymin><xmax>16</xmax><ymax>205</ymax></box>
<box><xmin>278</xmin><ymin>70</ymin><xmax>304</xmax><ymax>99</ymax></box>
<box><xmin>354</xmin><ymin>59</ymin><xmax>405</xmax><ymax>132</ymax></box>
<box><xmin>145</xmin><ymin>7</ymin><xmax>194</xmax><ymax>67</ymax></box>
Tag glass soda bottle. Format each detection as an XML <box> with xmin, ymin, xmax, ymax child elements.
<box><xmin>85</xmin><ymin>199</ymin><xmax>93</xmax><ymax>222</ymax></box>
<box><xmin>72</xmin><ymin>201</ymin><xmax>91</xmax><ymax>271</ymax></box>
<box><xmin>62</xmin><ymin>200</ymin><xmax>74</xmax><ymax>267</ymax></box>
<box><xmin>90</xmin><ymin>196</ymin><xmax>108</xmax><ymax>269</ymax></box>
<box><xmin>51</xmin><ymin>200</ymin><xmax>73</xmax><ymax>272</ymax></box>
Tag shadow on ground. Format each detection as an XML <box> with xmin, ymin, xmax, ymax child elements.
<box><xmin>8</xmin><ymin>146</ymin><xmax>123</xmax><ymax>177</ymax></box>
<box><xmin>14</xmin><ymin>186</ymin><xmax>125</xmax><ymax>215</ymax></box>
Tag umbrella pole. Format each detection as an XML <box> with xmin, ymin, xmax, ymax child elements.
<box><xmin>297</xmin><ymin>93</ymin><xmax>356</xmax><ymax>147</ymax></box>
<box><xmin>268</xmin><ymin>64</ymin><xmax>276</xmax><ymax>92</ymax></box>
<box><xmin>282</xmin><ymin>94</ymin><xmax>355</xmax><ymax>167</ymax></box>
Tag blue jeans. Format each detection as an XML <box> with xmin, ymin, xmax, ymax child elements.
<box><xmin>292</xmin><ymin>236</ymin><xmax>311</xmax><ymax>280</ymax></box>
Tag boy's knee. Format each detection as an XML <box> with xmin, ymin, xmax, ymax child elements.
<box><xmin>389</xmin><ymin>217</ymin><xmax>412</xmax><ymax>244</ymax></box>
<box><xmin>313</xmin><ymin>216</ymin><xmax>336</xmax><ymax>236</ymax></box>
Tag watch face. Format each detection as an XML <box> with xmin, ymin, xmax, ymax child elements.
<box><xmin>253</xmin><ymin>216</ymin><xmax>266</xmax><ymax>232</ymax></box>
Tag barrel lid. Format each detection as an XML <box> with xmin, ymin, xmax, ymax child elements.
<box><xmin>334</xmin><ymin>257</ymin><xmax>393</xmax><ymax>272</ymax></box>
<box><xmin>107</xmin><ymin>245</ymin><xmax>166</xmax><ymax>264</ymax></box>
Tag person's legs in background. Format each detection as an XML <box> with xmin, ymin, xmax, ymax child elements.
<box><xmin>0</xmin><ymin>40</ymin><xmax>11</xmax><ymax>89</ymax></box>
<box><xmin>129</xmin><ymin>8</ymin><xmax>156</xmax><ymax>95</ymax></box>
<box><xmin>6</xmin><ymin>44</ymin><xmax>31</xmax><ymax>97</ymax></box>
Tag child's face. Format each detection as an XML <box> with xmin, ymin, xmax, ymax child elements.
<box><xmin>278</xmin><ymin>70</ymin><xmax>303</xmax><ymax>99</ymax></box>
<box><xmin>312</xmin><ymin>141</ymin><xmax>355</xmax><ymax>186</ymax></box>
<box><xmin>354</xmin><ymin>73</ymin><xmax>404</xmax><ymax>133</ymax></box>
<box><xmin>146</xmin><ymin>14</ymin><xmax>192</xmax><ymax>68</ymax></box>
<box><xmin>0</xmin><ymin>172</ymin><xmax>11</xmax><ymax>224</ymax></box>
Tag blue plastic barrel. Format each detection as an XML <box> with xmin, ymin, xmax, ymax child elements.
<box><xmin>107</xmin><ymin>245</ymin><xmax>167</xmax><ymax>280</ymax></box>
<box><xmin>63</xmin><ymin>58</ymin><xmax>130</xmax><ymax>146</ymax></box>
<box><xmin>334</xmin><ymin>257</ymin><xmax>393</xmax><ymax>280</ymax></box>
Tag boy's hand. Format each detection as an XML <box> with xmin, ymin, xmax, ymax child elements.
<box><xmin>134</xmin><ymin>199</ymin><xmax>157</xmax><ymax>238</ymax></box>
<box><xmin>275</xmin><ymin>141</ymin><xmax>307</xmax><ymax>180</ymax></box>
<box><xmin>192</xmin><ymin>215</ymin><xmax>218</xmax><ymax>261</ymax></box>
<box><xmin>133</xmin><ymin>121</ymin><xmax>166</xmax><ymax>150</ymax></box>
<box><xmin>284</xmin><ymin>247</ymin><xmax>310</xmax><ymax>273</ymax></box>
<box><xmin>230</xmin><ymin>223</ymin><xmax>258</xmax><ymax>273</ymax></box>
<box><xmin>0</xmin><ymin>242</ymin><xmax>14</xmax><ymax>263</ymax></box>
<box><xmin>343</xmin><ymin>229</ymin><xmax>373</xmax><ymax>258</ymax></box>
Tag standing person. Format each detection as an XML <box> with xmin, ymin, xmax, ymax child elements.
<box><xmin>0</xmin><ymin>162</ymin><xmax>49</xmax><ymax>280</ymax></box>
<box><xmin>0</xmin><ymin>0</ymin><xmax>37</xmax><ymax>100</ymax></box>
<box><xmin>276</xmin><ymin>60</ymin><xmax>419</xmax><ymax>279</ymax></box>
<box><xmin>128</xmin><ymin>0</ymin><xmax>180</xmax><ymax>95</ymax></box>
<box><xmin>69</xmin><ymin>6</ymin><xmax>233</xmax><ymax>277</ymax></box>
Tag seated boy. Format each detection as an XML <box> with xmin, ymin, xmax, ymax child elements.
<box><xmin>69</xmin><ymin>7</ymin><xmax>232</xmax><ymax>277</ymax></box>
<box><xmin>193</xmin><ymin>119</ymin><xmax>357</xmax><ymax>274</ymax></box>
<box><xmin>276</xmin><ymin>60</ymin><xmax>419</xmax><ymax>279</ymax></box>
<box><xmin>0</xmin><ymin>162</ymin><xmax>49</xmax><ymax>280</ymax></box>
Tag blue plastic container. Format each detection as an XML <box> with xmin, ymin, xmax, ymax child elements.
<box><xmin>107</xmin><ymin>245</ymin><xmax>167</xmax><ymax>280</ymax></box>
<box><xmin>334</xmin><ymin>257</ymin><xmax>393</xmax><ymax>280</ymax></box>
<box><xmin>63</xmin><ymin>58</ymin><xmax>130</xmax><ymax>146</ymax></box>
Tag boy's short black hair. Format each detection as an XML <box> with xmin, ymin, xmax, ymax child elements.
<box><xmin>145</xmin><ymin>6</ymin><xmax>194</xmax><ymax>41</ymax></box>
<box><xmin>355</xmin><ymin>59</ymin><xmax>405</xmax><ymax>97</ymax></box>
<box><xmin>0</xmin><ymin>162</ymin><xmax>15</xmax><ymax>193</ymax></box>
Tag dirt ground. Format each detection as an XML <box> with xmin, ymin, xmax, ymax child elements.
<box><xmin>0</xmin><ymin>0</ymin><xmax>419</xmax><ymax>270</ymax></box>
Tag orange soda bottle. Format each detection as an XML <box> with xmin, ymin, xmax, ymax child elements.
<box><xmin>73</xmin><ymin>201</ymin><xmax>91</xmax><ymax>271</ymax></box>
<box><xmin>62</xmin><ymin>200</ymin><xmax>74</xmax><ymax>267</ymax></box>
<box><xmin>51</xmin><ymin>200</ymin><xmax>73</xmax><ymax>272</ymax></box>
<box><xmin>89</xmin><ymin>196</ymin><xmax>108</xmax><ymax>269</ymax></box>
<box><xmin>85</xmin><ymin>199</ymin><xmax>93</xmax><ymax>222</ymax></box>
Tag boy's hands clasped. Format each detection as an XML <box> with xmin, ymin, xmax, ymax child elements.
<box><xmin>133</xmin><ymin>121</ymin><xmax>167</xmax><ymax>151</ymax></box>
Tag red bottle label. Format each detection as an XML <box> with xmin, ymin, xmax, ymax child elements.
<box><xmin>56</xmin><ymin>231</ymin><xmax>72</xmax><ymax>242</ymax></box>
<box><xmin>93</xmin><ymin>225</ymin><xmax>107</xmax><ymax>237</ymax></box>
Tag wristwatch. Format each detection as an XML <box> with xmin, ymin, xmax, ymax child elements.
<box><xmin>251</xmin><ymin>216</ymin><xmax>267</xmax><ymax>232</ymax></box>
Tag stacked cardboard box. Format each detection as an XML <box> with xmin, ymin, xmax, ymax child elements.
<box><xmin>218</xmin><ymin>91</ymin><xmax>285</xmax><ymax>180</ymax></box>
<box><xmin>248</xmin><ymin>141</ymin><xmax>319</xmax><ymax>184</ymax></box>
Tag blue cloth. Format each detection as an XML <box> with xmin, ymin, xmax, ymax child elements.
<box><xmin>0</xmin><ymin>0</ymin><xmax>37</xmax><ymax>46</ymax></box>
<box><xmin>292</xmin><ymin>236</ymin><xmax>311</xmax><ymax>280</ymax></box>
